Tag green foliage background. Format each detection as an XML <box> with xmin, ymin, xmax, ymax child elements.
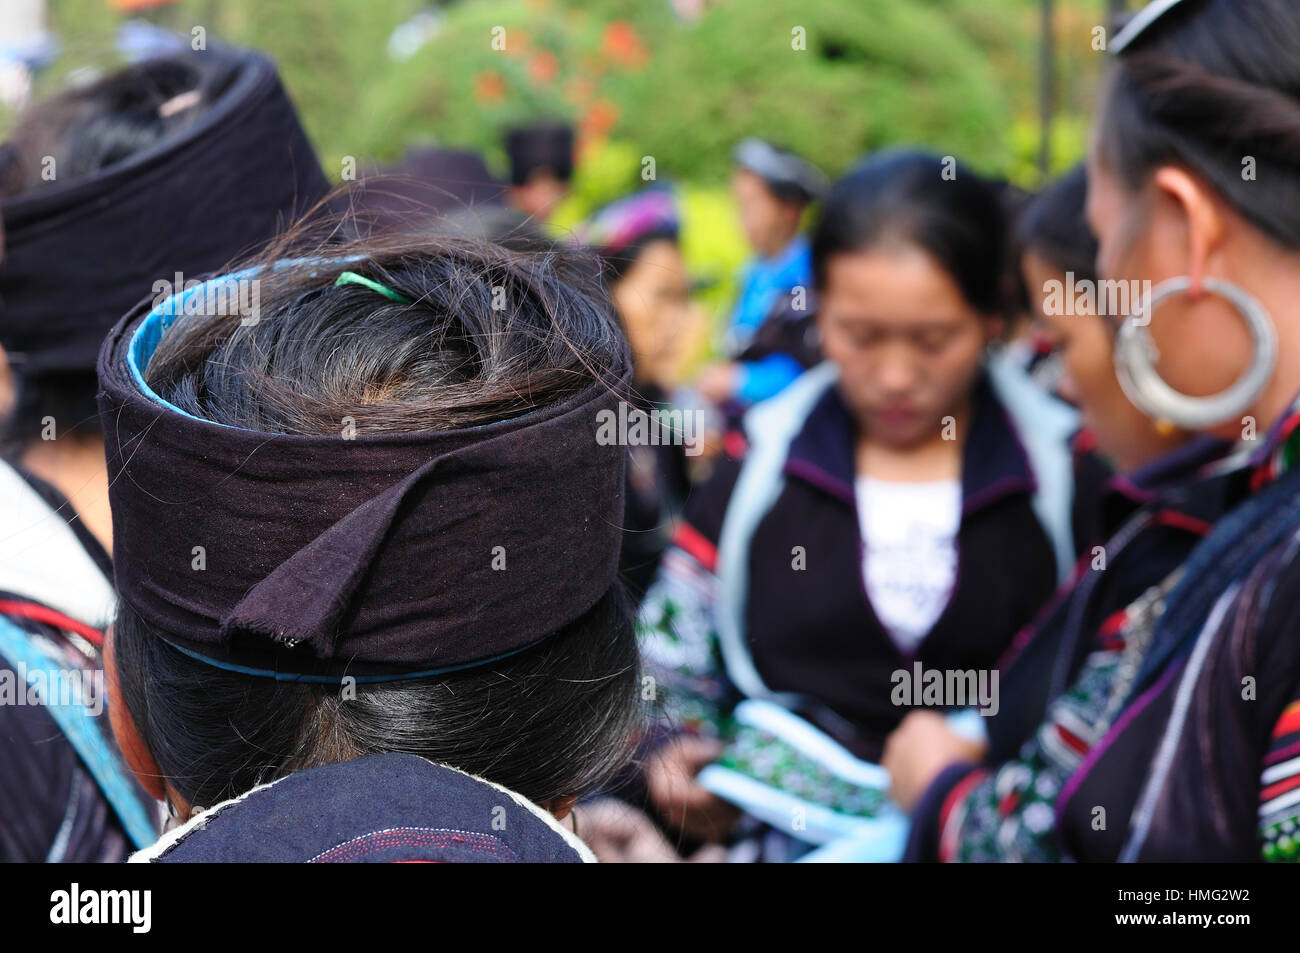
<box><xmin>12</xmin><ymin>0</ymin><xmax>1119</xmax><ymax>330</ymax></box>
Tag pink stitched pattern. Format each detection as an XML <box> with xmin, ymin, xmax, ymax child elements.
<box><xmin>310</xmin><ymin>827</ymin><xmax>518</xmax><ymax>863</ymax></box>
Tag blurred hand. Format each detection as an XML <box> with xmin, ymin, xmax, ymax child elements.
<box><xmin>696</xmin><ymin>361</ymin><xmax>739</xmax><ymax>405</ymax></box>
<box><xmin>881</xmin><ymin>710</ymin><xmax>987</xmax><ymax>813</ymax></box>
<box><xmin>575</xmin><ymin>798</ymin><xmax>683</xmax><ymax>863</ymax></box>
<box><xmin>645</xmin><ymin>734</ymin><xmax>739</xmax><ymax>843</ymax></box>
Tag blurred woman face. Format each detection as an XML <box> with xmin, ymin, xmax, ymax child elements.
<box><xmin>817</xmin><ymin>244</ymin><xmax>998</xmax><ymax>449</ymax></box>
<box><xmin>1023</xmin><ymin>250</ymin><xmax>1186</xmax><ymax>472</ymax></box>
<box><xmin>732</xmin><ymin>169</ymin><xmax>800</xmax><ymax>258</ymax></box>
<box><xmin>612</xmin><ymin>238</ymin><xmax>694</xmax><ymax>385</ymax></box>
<box><xmin>1085</xmin><ymin>149</ymin><xmax>1256</xmax><ymax>443</ymax></box>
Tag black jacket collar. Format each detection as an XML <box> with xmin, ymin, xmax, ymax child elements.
<box><xmin>782</xmin><ymin>371</ymin><xmax>1036</xmax><ymax>515</ymax></box>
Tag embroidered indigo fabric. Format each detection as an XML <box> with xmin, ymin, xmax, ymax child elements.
<box><xmin>97</xmin><ymin>275</ymin><xmax>630</xmax><ymax>676</ymax></box>
<box><xmin>0</xmin><ymin>48</ymin><xmax>329</xmax><ymax>377</ymax></box>
<box><xmin>138</xmin><ymin>753</ymin><xmax>588</xmax><ymax>862</ymax></box>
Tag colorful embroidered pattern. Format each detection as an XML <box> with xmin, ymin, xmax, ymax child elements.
<box><xmin>1260</xmin><ymin>700</ymin><xmax>1300</xmax><ymax>862</ymax></box>
<box><xmin>943</xmin><ymin>595</ymin><xmax>1158</xmax><ymax>862</ymax></box>
<box><xmin>636</xmin><ymin>543</ymin><xmax>731</xmax><ymax>736</ymax></box>
<box><xmin>714</xmin><ymin>719</ymin><xmax>888</xmax><ymax>819</ymax></box>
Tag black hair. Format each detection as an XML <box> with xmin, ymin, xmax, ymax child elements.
<box><xmin>993</xmin><ymin>177</ymin><xmax>1036</xmax><ymax>323</ymax></box>
<box><xmin>113</xmin><ymin>589</ymin><xmax>640</xmax><ymax>809</ymax></box>
<box><xmin>0</xmin><ymin>57</ymin><xmax>221</xmax><ymax>197</ymax></box>
<box><xmin>111</xmin><ymin>224</ymin><xmax>643</xmax><ymax>808</ymax></box>
<box><xmin>810</xmin><ymin>149</ymin><xmax>1007</xmax><ymax>316</ymax></box>
<box><xmin>504</xmin><ymin>121</ymin><xmax>574</xmax><ymax>187</ymax></box>
<box><xmin>597</xmin><ymin>226</ymin><xmax>681</xmax><ymax>285</ymax></box>
<box><xmin>1016</xmin><ymin>165</ymin><xmax>1099</xmax><ymax>284</ymax></box>
<box><xmin>1099</xmin><ymin>0</ymin><xmax>1300</xmax><ymax>249</ymax></box>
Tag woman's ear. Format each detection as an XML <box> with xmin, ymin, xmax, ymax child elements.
<box><xmin>103</xmin><ymin>623</ymin><xmax>167</xmax><ymax>802</ymax></box>
<box><xmin>539</xmin><ymin>794</ymin><xmax>579</xmax><ymax>821</ymax></box>
<box><xmin>1151</xmin><ymin>165</ymin><xmax>1226</xmax><ymax>298</ymax></box>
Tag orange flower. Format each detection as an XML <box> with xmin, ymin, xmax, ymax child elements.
<box><xmin>529</xmin><ymin>50</ymin><xmax>558</xmax><ymax>84</ymax></box>
<box><xmin>604</xmin><ymin>21</ymin><xmax>648</xmax><ymax>68</ymax></box>
<box><xmin>565</xmin><ymin>76</ymin><xmax>595</xmax><ymax>105</ymax></box>
<box><xmin>505</xmin><ymin>29</ymin><xmax>529</xmax><ymax>57</ymax></box>
<box><xmin>474</xmin><ymin>70</ymin><xmax>506</xmax><ymax>103</ymax></box>
<box><xmin>582</xmin><ymin>99</ymin><xmax>620</xmax><ymax>137</ymax></box>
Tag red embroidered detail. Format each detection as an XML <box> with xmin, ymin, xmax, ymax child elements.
<box><xmin>1097</xmin><ymin>609</ymin><xmax>1129</xmax><ymax>652</ymax></box>
<box><xmin>0</xmin><ymin>599</ymin><xmax>104</xmax><ymax>647</ymax></box>
<box><xmin>1260</xmin><ymin>773</ymin><xmax>1300</xmax><ymax>803</ymax></box>
<box><xmin>1271</xmin><ymin>701</ymin><xmax>1300</xmax><ymax>740</ymax></box>
<box><xmin>1150</xmin><ymin>510</ymin><xmax>1213</xmax><ymax>536</ymax></box>
<box><xmin>673</xmin><ymin>522</ymin><xmax>718</xmax><ymax>573</ymax></box>
<box><xmin>937</xmin><ymin>769</ymin><xmax>988</xmax><ymax>863</ymax></box>
<box><xmin>1055</xmin><ymin>723</ymin><xmax>1090</xmax><ymax>756</ymax></box>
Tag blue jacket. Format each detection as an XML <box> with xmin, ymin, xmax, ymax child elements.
<box><xmin>728</xmin><ymin>237</ymin><xmax>814</xmax><ymax>403</ymax></box>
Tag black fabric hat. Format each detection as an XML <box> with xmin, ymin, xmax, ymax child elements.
<box><xmin>504</xmin><ymin>122</ymin><xmax>574</xmax><ymax>186</ymax></box>
<box><xmin>0</xmin><ymin>48</ymin><xmax>329</xmax><ymax>378</ymax></box>
<box><xmin>353</xmin><ymin>147</ymin><xmax>507</xmax><ymax>226</ymax></box>
<box><xmin>733</xmin><ymin>138</ymin><xmax>827</xmax><ymax>204</ymax></box>
<box><xmin>97</xmin><ymin>268</ymin><xmax>630</xmax><ymax>680</ymax></box>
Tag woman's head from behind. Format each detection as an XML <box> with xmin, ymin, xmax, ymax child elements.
<box><xmin>1</xmin><ymin>55</ymin><xmax>219</xmax><ymax>455</ymax></box>
<box><xmin>102</xmin><ymin>227</ymin><xmax>641</xmax><ymax>818</ymax></box>
<box><xmin>1088</xmin><ymin>0</ymin><xmax>1300</xmax><ymax>441</ymax></box>
<box><xmin>811</xmin><ymin>150</ymin><xmax>1006</xmax><ymax>448</ymax></box>
<box><xmin>1021</xmin><ymin>165</ymin><xmax>1189</xmax><ymax>471</ymax></box>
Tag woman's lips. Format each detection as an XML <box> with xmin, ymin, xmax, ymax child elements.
<box><xmin>873</xmin><ymin>405</ymin><xmax>922</xmax><ymax>427</ymax></box>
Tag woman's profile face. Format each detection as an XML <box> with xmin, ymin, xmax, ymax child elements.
<box><xmin>817</xmin><ymin>243</ymin><xmax>997</xmax><ymax>449</ymax></box>
<box><xmin>1024</xmin><ymin>250</ymin><xmax>1186</xmax><ymax>472</ymax></box>
<box><xmin>612</xmin><ymin>238</ymin><xmax>694</xmax><ymax>384</ymax></box>
<box><xmin>1085</xmin><ymin>147</ymin><xmax>1255</xmax><ymax>440</ymax></box>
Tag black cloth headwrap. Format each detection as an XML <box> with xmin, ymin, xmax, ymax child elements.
<box><xmin>96</xmin><ymin>277</ymin><xmax>630</xmax><ymax>680</ymax></box>
<box><xmin>0</xmin><ymin>48</ymin><xmax>329</xmax><ymax>377</ymax></box>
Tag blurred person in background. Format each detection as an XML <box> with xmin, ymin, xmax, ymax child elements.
<box><xmin>0</xmin><ymin>46</ymin><xmax>328</xmax><ymax>861</ymax></box>
<box><xmin>503</xmin><ymin>120</ymin><xmax>573</xmax><ymax>223</ymax></box>
<box><xmin>1018</xmin><ymin>164</ymin><xmax>1189</xmax><ymax>556</ymax></box>
<box><xmin>578</xmin><ymin>187</ymin><xmax>700</xmax><ymax>599</ymax></box>
<box><xmin>352</xmin><ymin>146</ymin><xmax>507</xmax><ymax>225</ymax></box>
<box><xmin>633</xmin><ymin>149</ymin><xmax>1079</xmax><ymax>860</ymax></box>
<box><xmin>889</xmin><ymin>0</ymin><xmax>1300</xmax><ymax>862</ymax></box>
<box><xmin>695</xmin><ymin>138</ymin><xmax>826</xmax><ymax>412</ymax></box>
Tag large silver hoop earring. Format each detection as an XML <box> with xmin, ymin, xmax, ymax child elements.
<box><xmin>1113</xmin><ymin>276</ymin><xmax>1277</xmax><ymax>431</ymax></box>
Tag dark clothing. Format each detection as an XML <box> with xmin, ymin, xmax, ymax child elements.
<box><xmin>1066</xmin><ymin>455</ymin><xmax>1300</xmax><ymax>861</ymax></box>
<box><xmin>718</xmin><ymin>289</ymin><xmax>822</xmax><ymax>431</ymax></box>
<box><xmin>0</xmin><ymin>634</ymin><xmax>136</xmax><ymax>863</ymax></box>
<box><xmin>733</xmin><ymin>289</ymin><xmax>822</xmax><ymax>373</ymax></box>
<box><xmin>730</xmin><ymin>378</ymin><xmax>1056</xmax><ymax>759</ymax></box>
<box><xmin>985</xmin><ymin>437</ymin><xmax>1231</xmax><ymax>763</ymax></box>
<box><xmin>136</xmin><ymin>752</ymin><xmax>591</xmax><ymax>863</ymax></box>
<box><xmin>907</xmin><ymin>408</ymin><xmax>1300</xmax><ymax>862</ymax></box>
<box><xmin>619</xmin><ymin>382</ymin><xmax>691</xmax><ymax>600</ymax></box>
<box><xmin>639</xmin><ymin>361</ymin><xmax>1075</xmax><ymax>762</ymax></box>
<box><xmin>0</xmin><ymin>460</ymin><xmax>156</xmax><ymax>862</ymax></box>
